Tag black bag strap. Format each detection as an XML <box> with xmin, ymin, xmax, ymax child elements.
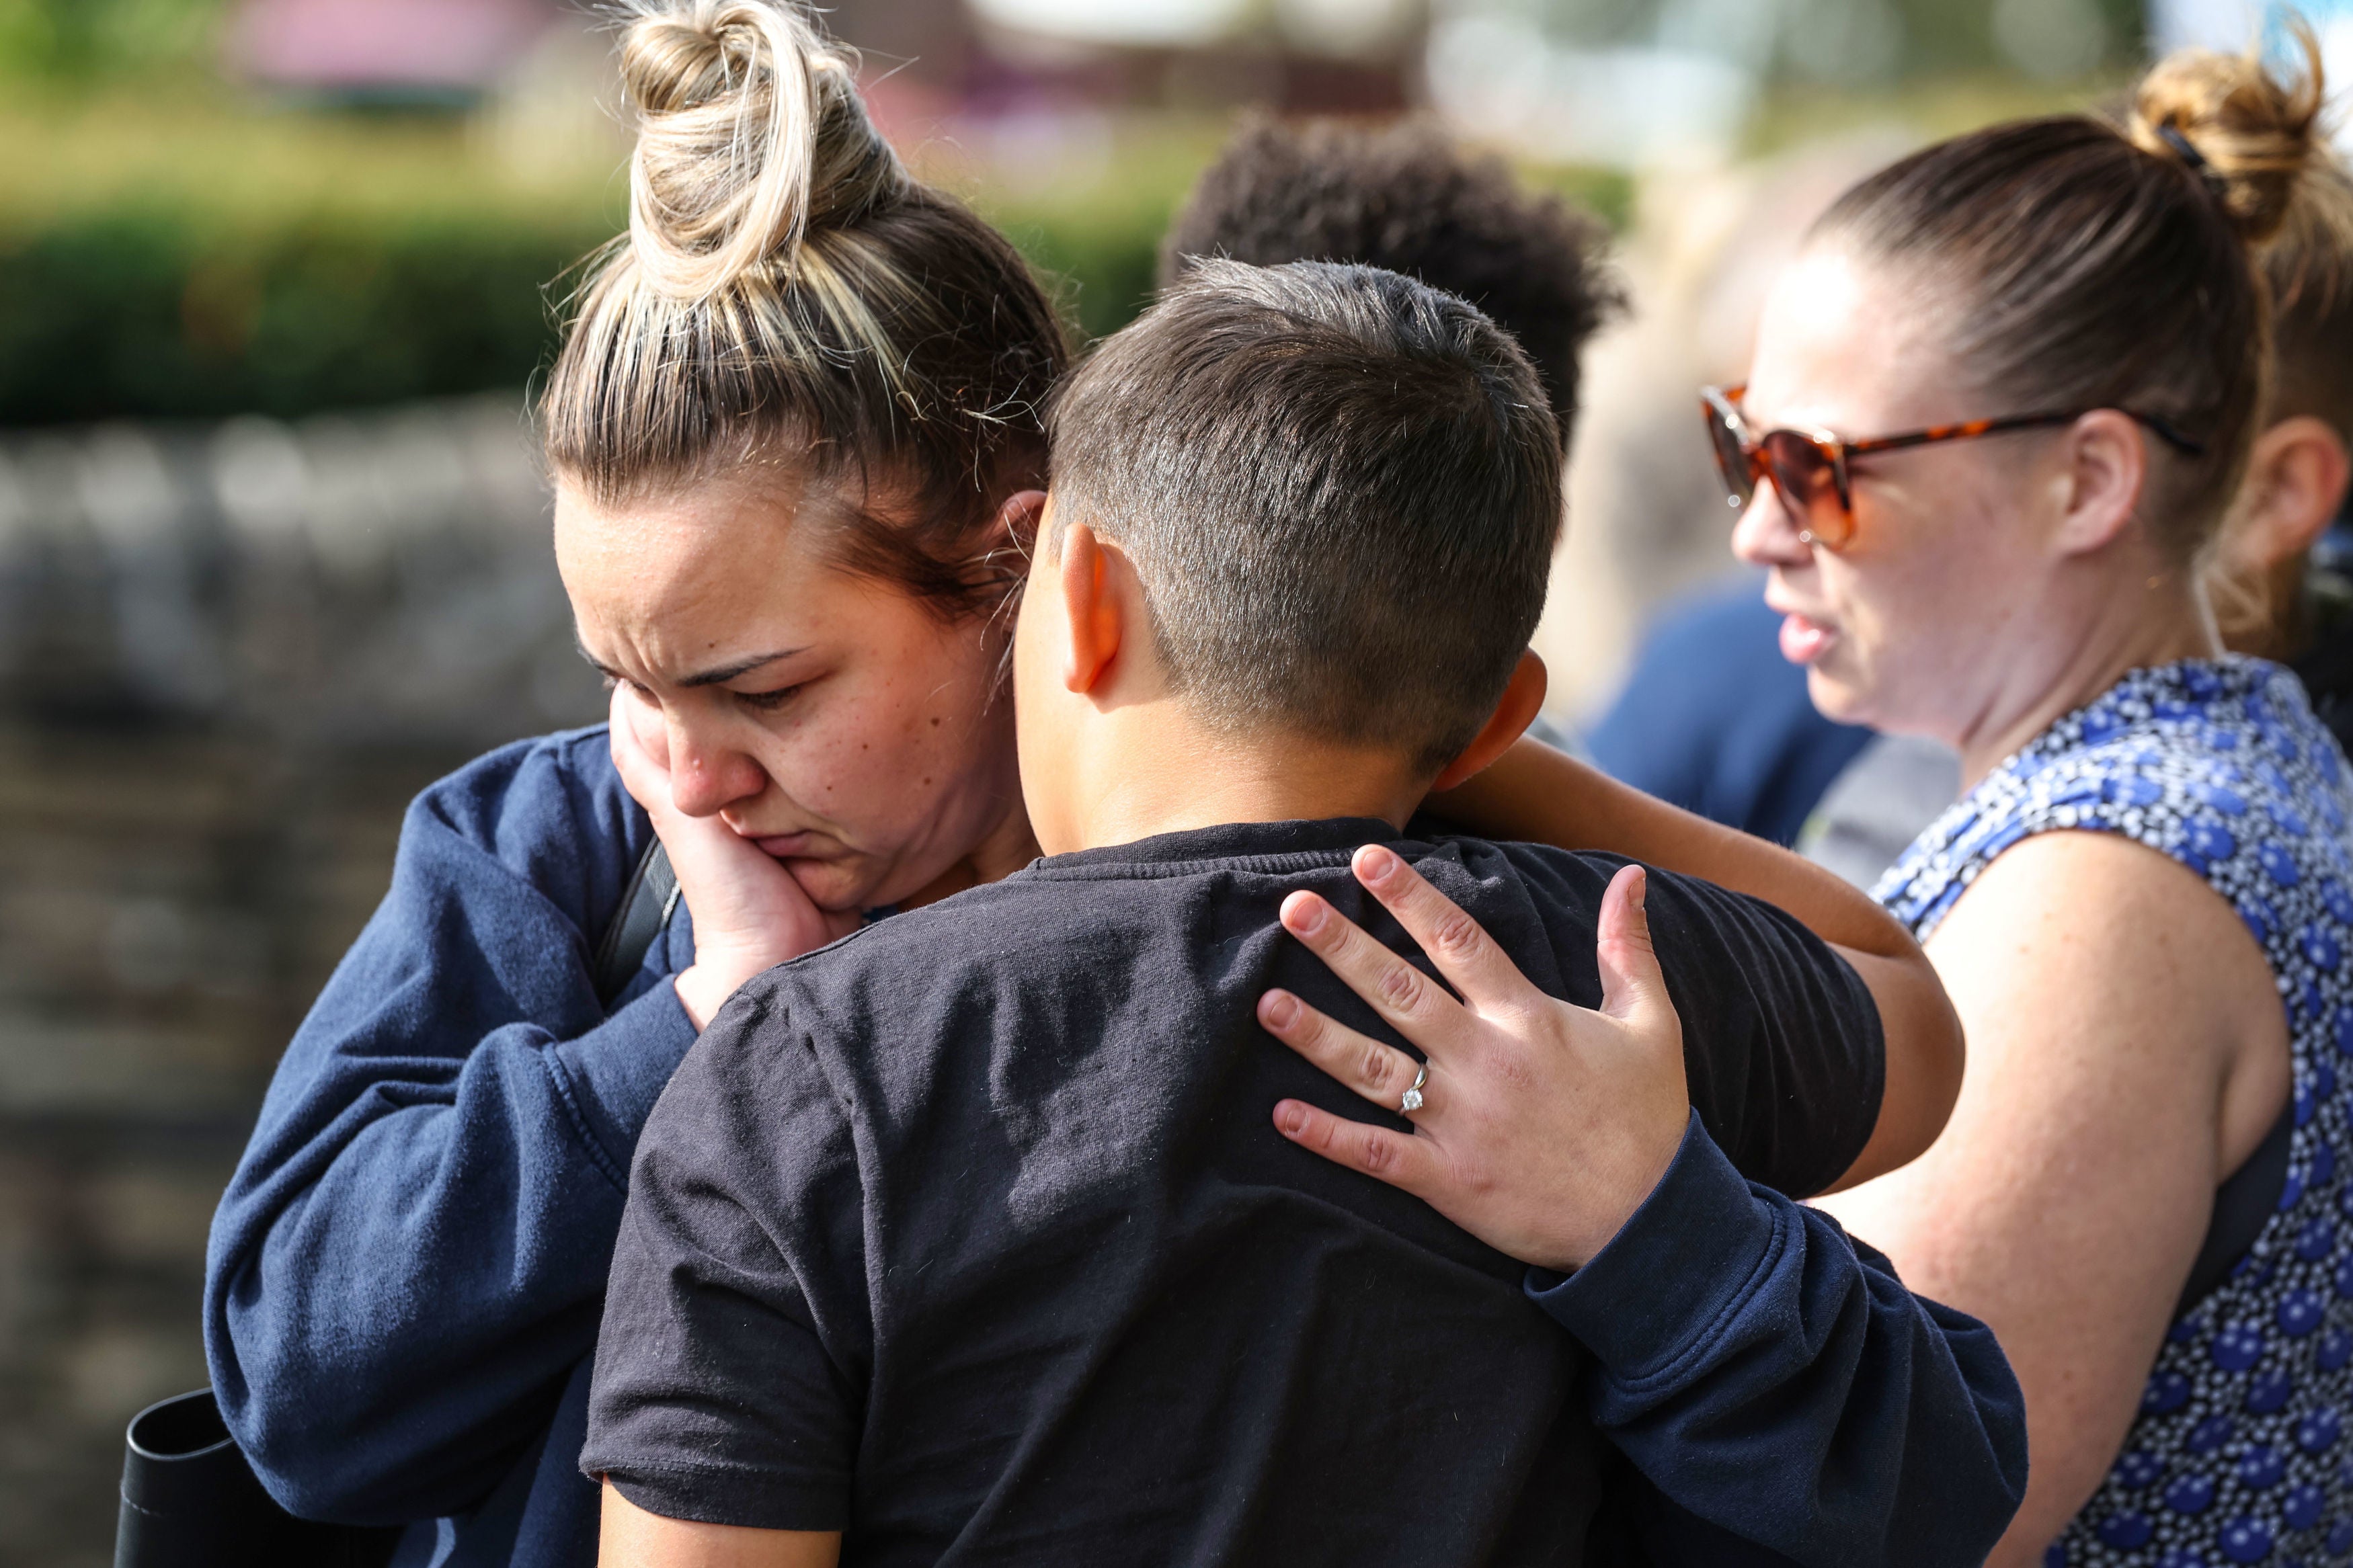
<box><xmin>594</xmin><ymin>837</ymin><xmax>681</xmax><ymax>1008</ymax></box>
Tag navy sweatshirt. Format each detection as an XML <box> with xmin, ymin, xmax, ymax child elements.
<box><xmin>206</xmin><ymin>727</ymin><xmax>2026</xmax><ymax>1568</ymax></box>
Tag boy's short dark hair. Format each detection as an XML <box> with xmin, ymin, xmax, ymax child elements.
<box><xmin>1159</xmin><ymin>116</ymin><xmax>1623</xmax><ymax>452</ymax></box>
<box><xmin>1047</xmin><ymin>258</ymin><xmax>1559</xmax><ymax>774</ymax></box>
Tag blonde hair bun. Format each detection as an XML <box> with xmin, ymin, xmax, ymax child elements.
<box><xmin>545</xmin><ymin>0</ymin><xmax>1067</xmax><ymax>589</ymax></box>
<box><xmin>2130</xmin><ymin>22</ymin><xmax>2328</xmax><ymax>244</ymax></box>
<box><xmin>618</xmin><ymin>0</ymin><xmax>903</xmax><ymax>301</ymax></box>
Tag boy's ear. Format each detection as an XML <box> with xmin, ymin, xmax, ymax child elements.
<box><xmin>1058</xmin><ymin>521</ymin><xmax>1125</xmax><ymax>696</ymax></box>
<box><xmin>1431</xmin><ymin>651</ymin><xmax>1548</xmax><ymax>793</ymax></box>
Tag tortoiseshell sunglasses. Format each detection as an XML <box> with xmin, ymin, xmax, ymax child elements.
<box><xmin>1700</xmin><ymin>384</ymin><xmax>2207</xmax><ymax>550</ymax></box>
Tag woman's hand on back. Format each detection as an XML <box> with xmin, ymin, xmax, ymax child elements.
<box><xmin>1262</xmin><ymin>848</ymin><xmax>1689</xmax><ymax>1272</ymax></box>
<box><xmin>608</xmin><ymin>688</ymin><xmax>859</xmax><ymax>1028</ymax></box>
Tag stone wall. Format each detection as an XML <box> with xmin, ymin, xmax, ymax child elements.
<box><xmin>0</xmin><ymin>397</ymin><xmax>600</xmax><ymax>1566</ymax></box>
<box><xmin>0</xmin><ymin>395</ymin><xmax>604</xmax><ymax>741</ymax></box>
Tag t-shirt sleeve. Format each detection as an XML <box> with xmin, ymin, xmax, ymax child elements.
<box><xmin>580</xmin><ymin>982</ymin><xmax>869</xmax><ymax>1531</ymax></box>
<box><xmin>1637</xmin><ymin>865</ymin><xmax>1885</xmax><ymax>1198</ymax></box>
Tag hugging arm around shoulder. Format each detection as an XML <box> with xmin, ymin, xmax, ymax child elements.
<box><xmin>1548</xmin><ymin>863</ymin><xmax>2028</xmax><ymax>1568</ymax></box>
<box><xmin>1435</xmin><ymin>735</ymin><xmax>1965</xmax><ymax>1186</ymax></box>
<box><xmin>1539</xmin><ymin>1121</ymin><xmax>2028</xmax><ymax>1568</ymax></box>
<box><xmin>202</xmin><ymin>732</ymin><xmax>701</xmax><ymax>1523</ymax></box>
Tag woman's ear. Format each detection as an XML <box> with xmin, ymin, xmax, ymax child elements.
<box><xmin>2050</xmin><ymin>409</ymin><xmax>2150</xmax><ymax>557</ymax></box>
<box><xmin>992</xmin><ymin>488</ymin><xmax>1049</xmax><ymax>550</ymax></box>
<box><xmin>2226</xmin><ymin>416</ymin><xmax>2350</xmax><ymax>578</ymax></box>
<box><xmin>1431</xmin><ymin>651</ymin><xmax>1549</xmax><ymax>793</ymax></box>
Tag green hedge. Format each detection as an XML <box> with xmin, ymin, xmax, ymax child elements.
<box><xmin>0</xmin><ymin>210</ymin><xmax>593</xmax><ymax>423</ymax></box>
<box><xmin>0</xmin><ymin>97</ymin><xmax>1636</xmax><ymax>426</ymax></box>
<box><xmin>0</xmin><ymin>202</ymin><xmax>1174</xmax><ymax>425</ymax></box>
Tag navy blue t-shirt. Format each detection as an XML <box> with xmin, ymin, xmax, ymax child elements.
<box><xmin>586</xmin><ymin>818</ymin><xmax>2024</xmax><ymax>1566</ymax></box>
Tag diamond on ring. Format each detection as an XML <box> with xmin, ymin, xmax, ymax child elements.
<box><xmin>1400</xmin><ymin>1061</ymin><xmax>1427</xmax><ymax>1115</ymax></box>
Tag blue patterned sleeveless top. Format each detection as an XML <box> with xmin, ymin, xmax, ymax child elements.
<box><xmin>1876</xmin><ymin>657</ymin><xmax>2353</xmax><ymax>1568</ymax></box>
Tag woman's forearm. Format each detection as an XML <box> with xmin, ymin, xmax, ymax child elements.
<box><xmin>1435</xmin><ymin>736</ymin><xmax>1917</xmax><ymax>958</ymax></box>
<box><xmin>208</xmin><ymin>998</ymin><xmax>690</xmax><ymax>1520</ymax></box>
<box><xmin>1437</xmin><ymin>736</ymin><xmax>1962</xmax><ymax>1186</ymax></box>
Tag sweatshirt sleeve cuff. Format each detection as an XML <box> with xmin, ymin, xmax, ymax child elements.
<box><xmin>1523</xmin><ymin>1110</ymin><xmax>1783</xmax><ymax>1375</ymax></box>
<box><xmin>547</xmin><ymin>982</ymin><xmax>701</xmax><ymax>1186</ymax></box>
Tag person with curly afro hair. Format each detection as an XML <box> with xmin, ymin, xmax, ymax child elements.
<box><xmin>1160</xmin><ymin>116</ymin><xmax>1624</xmax><ymax>453</ymax></box>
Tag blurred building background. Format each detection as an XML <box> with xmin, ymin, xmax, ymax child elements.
<box><xmin>0</xmin><ymin>0</ymin><xmax>2323</xmax><ymax>1560</ymax></box>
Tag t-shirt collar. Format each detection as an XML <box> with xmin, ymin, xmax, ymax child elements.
<box><xmin>1019</xmin><ymin>817</ymin><xmax>1405</xmax><ymax>879</ymax></box>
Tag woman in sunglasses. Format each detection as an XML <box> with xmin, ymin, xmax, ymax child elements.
<box><xmin>1266</xmin><ymin>32</ymin><xmax>2353</xmax><ymax>1568</ymax></box>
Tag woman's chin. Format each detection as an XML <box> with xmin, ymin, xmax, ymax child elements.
<box><xmin>1802</xmin><ymin>662</ymin><xmax>1875</xmax><ymax>728</ymax></box>
<box><xmin>783</xmin><ymin>856</ymin><xmax>883</xmax><ymax>916</ymax></box>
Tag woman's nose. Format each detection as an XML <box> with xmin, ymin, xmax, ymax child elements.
<box><xmin>1730</xmin><ymin>484</ymin><xmax>1813</xmax><ymax>569</ymax></box>
<box><xmin>664</xmin><ymin>716</ymin><xmax>765</xmax><ymax>817</ymax></box>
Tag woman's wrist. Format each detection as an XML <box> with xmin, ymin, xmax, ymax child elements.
<box><xmin>672</xmin><ymin>951</ymin><xmax>781</xmax><ymax>1031</ymax></box>
<box><xmin>671</xmin><ymin>966</ymin><xmax>725</xmax><ymax>1032</ymax></box>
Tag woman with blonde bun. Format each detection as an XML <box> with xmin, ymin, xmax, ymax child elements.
<box><xmin>1267</xmin><ymin>30</ymin><xmax>2353</xmax><ymax>1568</ymax></box>
<box><xmin>202</xmin><ymin>5</ymin><xmax>1068</xmax><ymax>1565</ymax></box>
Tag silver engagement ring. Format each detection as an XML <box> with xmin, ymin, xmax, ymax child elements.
<box><xmin>1399</xmin><ymin>1061</ymin><xmax>1427</xmax><ymax>1115</ymax></box>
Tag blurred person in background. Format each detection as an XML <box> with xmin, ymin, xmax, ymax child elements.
<box><xmin>1156</xmin><ymin>114</ymin><xmax>1620</xmax><ymax>755</ymax></box>
<box><xmin>1567</xmin><ymin>144</ymin><xmax>1909</xmax><ymax>844</ymax></box>
<box><xmin>2205</xmin><ymin>147</ymin><xmax>2353</xmax><ymax>739</ymax></box>
<box><xmin>1158</xmin><ymin>113</ymin><xmax>1622</xmax><ymax>479</ymax></box>
<box><xmin>1267</xmin><ymin>30</ymin><xmax>2353</xmax><ymax>1568</ymax></box>
<box><xmin>198</xmin><ymin>5</ymin><xmax>1979</xmax><ymax>1567</ymax></box>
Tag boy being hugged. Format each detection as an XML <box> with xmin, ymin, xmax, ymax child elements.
<box><xmin>584</xmin><ymin>261</ymin><xmax>2026</xmax><ymax>1567</ymax></box>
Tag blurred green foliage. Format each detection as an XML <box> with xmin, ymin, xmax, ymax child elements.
<box><xmin>0</xmin><ymin>209</ymin><xmax>612</xmax><ymax>423</ymax></box>
<box><xmin>0</xmin><ymin>89</ymin><xmax>1632</xmax><ymax>423</ymax></box>
<box><xmin>0</xmin><ymin>199</ymin><xmax>1205</xmax><ymax>423</ymax></box>
<box><xmin>0</xmin><ymin>0</ymin><xmax>2120</xmax><ymax>423</ymax></box>
<box><xmin>1883</xmin><ymin>0</ymin><xmax>2147</xmax><ymax>79</ymax></box>
<box><xmin>1540</xmin><ymin>0</ymin><xmax>2148</xmax><ymax>82</ymax></box>
<box><xmin>0</xmin><ymin>102</ymin><xmax>1178</xmax><ymax>421</ymax></box>
<box><xmin>0</xmin><ymin>87</ymin><xmax>615</xmax><ymax>422</ymax></box>
<box><xmin>0</xmin><ymin>0</ymin><xmax>224</xmax><ymax>81</ymax></box>
<box><xmin>0</xmin><ymin>7</ymin><xmax>2089</xmax><ymax>428</ymax></box>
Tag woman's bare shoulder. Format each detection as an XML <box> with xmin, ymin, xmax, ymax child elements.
<box><xmin>1931</xmin><ymin>827</ymin><xmax>2278</xmax><ymax>1073</ymax></box>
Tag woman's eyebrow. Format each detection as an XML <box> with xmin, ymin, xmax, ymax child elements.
<box><xmin>573</xmin><ymin>637</ymin><xmax>813</xmax><ymax>688</ymax></box>
<box><xmin>676</xmin><ymin>649</ymin><xmax>810</xmax><ymax>688</ymax></box>
<box><xmin>573</xmin><ymin>637</ymin><xmax>619</xmax><ymax>681</ymax></box>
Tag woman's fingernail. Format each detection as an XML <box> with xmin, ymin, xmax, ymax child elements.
<box><xmin>1262</xmin><ymin>991</ymin><xmax>1299</xmax><ymax>1028</ymax></box>
<box><xmin>1275</xmin><ymin>1102</ymin><xmax>1308</xmax><ymax>1135</ymax></box>
<box><xmin>1358</xmin><ymin>845</ymin><xmax>1395</xmax><ymax>883</ymax></box>
<box><xmin>1287</xmin><ymin>897</ymin><xmax>1326</xmax><ymax>935</ymax></box>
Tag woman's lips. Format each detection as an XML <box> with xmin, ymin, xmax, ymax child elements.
<box><xmin>752</xmin><ymin>832</ymin><xmax>824</xmax><ymax>860</ymax></box>
<box><xmin>1778</xmin><ymin>611</ymin><xmax>1835</xmax><ymax>665</ymax></box>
